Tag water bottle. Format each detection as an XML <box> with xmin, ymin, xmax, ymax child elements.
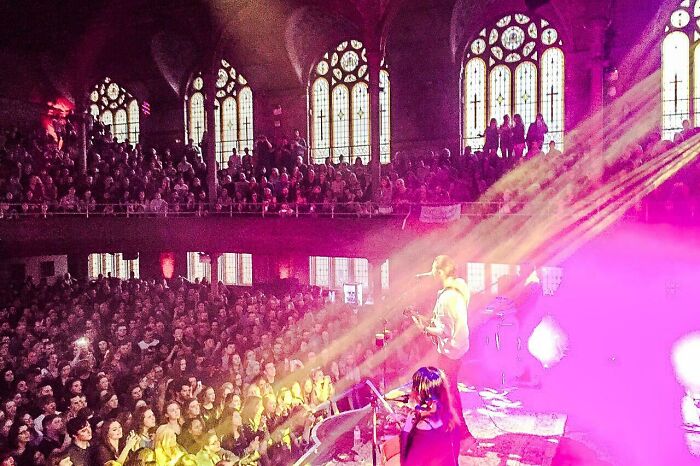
<box><xmin>353</xmin><ymin>425</ymin><xmax>361</xmax><ymax>451</ymax></box>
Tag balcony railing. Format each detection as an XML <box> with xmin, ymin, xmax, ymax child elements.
<box><xmin>0</xmin><ymin>200</ymin><xmax>693</xmax><ymax>223</ymax></box>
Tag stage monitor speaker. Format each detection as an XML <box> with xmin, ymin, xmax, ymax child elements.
<box><xmin>525</xmin><ymin>0</ymin><xmax>549</xmax><ymax>10</ymax></box>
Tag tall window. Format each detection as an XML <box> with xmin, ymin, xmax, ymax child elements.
<box><xmin>662</xmin><ymin>2</ymin><xmax>697</xmax><ymax>141</ymax></box>
<box><xmin>310</xmin><ymin>256</ymin><xmax>389</xmax><ymax>292</ymax></box>
<box><xmin>187</xmin><ymin>252</ymin><xmax>252</xmax><ymax>286</ymax></box>
<box><xmin>88</xmin><ymin>253</ymin><xmax>139</xmax><ymax>280</ymax></box>
<box><xmin>463</xmin><ymin>14</ymin><xmax>565</xmax><ymax>151</ymax></box>
<box><xmin>185</xmin><ymin>59</ymin><xmax>254</xmax><ymax>166</ymax></box>
<box><xmin>309</xmin><ymin>40</ymin><xmax>391</xmax><ymax>164</ymax></box>
<box><xmin>89</xmin><ymin>77</ymin><xmax>139</xmax><ymax>143</ymax></box>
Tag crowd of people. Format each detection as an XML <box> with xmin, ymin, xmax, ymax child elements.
<box><xmin>0</xmin><ymin>275</ymin><xmax>417</xmax><ymax>466</ymax></box>
<box><xmin>0</xmin><ymin>112</ymin><xmax>563</xmax><ymax>218</ymax></box>
<box><xmin>0</xmin><ymin>110</ymin><xmax>699</xmax><ymax>221</ymax></box>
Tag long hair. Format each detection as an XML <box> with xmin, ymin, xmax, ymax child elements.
<box><xmin>99</xmin><ymin>419</ymin><xmax>124</xmax><ymax>455</ymax></box>
<box><xmin>131</xmin><ymin>405</ymin><xmax>154</xmax><ymax>436</ymax></box>
<box><xmin>402</xmin><ymin>367</ymin><xmax>461</xmax><ymax>463</ymax></box>
<box><xmin>411</xmin><ymin>366</ymin><xmax>461</xmax><ymax>432</ymax></box>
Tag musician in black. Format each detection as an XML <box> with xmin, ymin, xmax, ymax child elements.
<box><xmin>400</xmin><ymin>366</ymin><xmax>461</xmax><ymax>465</ymax></box>
<box><xmin>412</xmin><ymin>255</ymin><xmax>471</xmax><ymax>438</ymax></box>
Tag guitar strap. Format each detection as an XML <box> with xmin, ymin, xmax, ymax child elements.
<box><xmin>437</xmin><ymin>285</ymin><xmax>468</xmax><ymax>304</ymax></box>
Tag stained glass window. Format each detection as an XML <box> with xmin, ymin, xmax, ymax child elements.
<box><xmin>463</xmin><ymin>14</ymin><xmax>565</xmax><ymax>151</ymax></box>
<box><xmin>352</xmin><ymin>83</ymin><xmax>370</xmax><ymax>159</ymax></box>
<box><xmin>189</xmin><ymin>92</ymin><xmax>205</xmax><ymax>148</ymax></box>
<box><xmin>380</xmin><ymin>70</ymin><xmax>391</xmax><ymax>159</ymax></box>
<box><xmin>514</xmin><ymin>62</ymin><xmax>538</xmax><ymax>130</ymax></box>
<box><xmin>185</xmin><ymin>60</ymin><xmax>254</xmax><ymax>166</ymax></box>
<box><xmin>332</xmin><ymin>85</ymin><xmax>350</xmax><ymax>160</ymax></box>
<box><xmin>222</xmin><ymin>97</ymin><xmax>238</xmax><ymax>158</ymax></box>
<box><xmin>128</xmin><ymin>100</ymin><xmax>140</xmax><ymax>143</ymax></box>
<box><xmin>490</xmin><ymin>65</ymin><xmax>512</xmax><ymax>126</ymax></box>
<box><xmin>464</xmin><ymin>58</ymin><xmax>487</xmax><ymax>149</ymax></box>
<box><xmin>540</xmin><ymin>48</ymin><xmax>565</xmax><ymax>147</ymax></box>
<box><xmin>88</xmin><ymin>77</ymin><xmax>139</xmax><ymax>143</ymax></box>
<box><xmin>310</xmin><ymin>40</ymin><xmax>391</xmax><ymax>164</ymax></box>
<box><xmin>311</xmin><ymin>78</ymin><xmax>331</xmax><ymax>160</ymax></box>
<box><xmin>662</xmin><ymin>31</ymin><xmax>691</xmax><ymax>140</ymax></box>
<box><xmin>114</xmin><ymin>109</ymin><xmax>128</xmax><ymax>142</ymax></box>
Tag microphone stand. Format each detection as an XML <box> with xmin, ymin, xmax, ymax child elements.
<box><xmin>365</xmin><ymin>380</ymin><xmax>398</xmax><ymax>466</ymax></box>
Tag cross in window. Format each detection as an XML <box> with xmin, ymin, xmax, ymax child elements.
<box><xmin>672</xmin><ymin>73</ymin><xmax>682</xmax><ymax>112</ymax></box>
<box><xmin>242</xmin><ymin>117</ymin><xmax>251</xmax><ymax>141</ymax></box>
<box><xmin>317</xmin><ymin>108</ymin><xmax>326</xmax><ymax>139</ymax></box>
<box><xmin>470</xmin><ymin>93</ymin><xmax>481</xmax><ymax>127</ymax></box>
<box><xmin>547</xmin><ymin>85</ymin><xmax>559</xmax><ymax>122</ymax></box>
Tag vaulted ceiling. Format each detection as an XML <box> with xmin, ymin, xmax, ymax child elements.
<box><xmin>0</xmin><ymin>0</ymin><xmax>667</xmax><ymax>107</ymax></box>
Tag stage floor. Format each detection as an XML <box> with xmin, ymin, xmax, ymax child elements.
<box><xmin>459</xmin><ymin>384</ymin><xmax>568</xmax><ymax>466</ymax></box>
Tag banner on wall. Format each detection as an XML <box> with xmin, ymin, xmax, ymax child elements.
<box><xmin>419</xmin><ymin>204</ymin><xmax>462</xmax><ymax>223</ymax></box>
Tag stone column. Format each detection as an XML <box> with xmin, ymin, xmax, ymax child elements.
<box><xmin>209</xmin><ymin>252</ymin><xmax>221</xmax><ymax>296</ymax></box>
<box><xmin>366</xmin><ymin>44</ymin><xmax>382</xmax><ymax>200</ymax></box>
<box><xmin>587</xmin><ymin>17</ymin><xmax>610</xmax><ymax>114</ymax></box>
<box><xmin>204</xmin><ymin>57</ymin><xmax>219</xmax><ymax>206</ymax></box>
<box><xmin>77</xmin><ymin>108</ymin><xmax>88</xmax><ymax>175</ymax></box>
<box><xmin>368</xmin><ymin>258</ymin><xmax>385</xmax><ymax>304</ymax></box>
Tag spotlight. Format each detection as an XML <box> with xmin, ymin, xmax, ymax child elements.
<box><xmin>527</xmin><ymin>316</ymin><xmax>568</xmax><ymax>368</ymax></box>
<box><xmin>672</xmin><ymin>332</ymin><xmax>700</xmax><ymax>391</ymax></box>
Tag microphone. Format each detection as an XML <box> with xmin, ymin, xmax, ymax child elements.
<box><xmin>415</xmin><ymin>272</ymin><xmax>433</xmax><ymax>279</ymax></box>
<box><xmin>384</xmin><ymin>393</ymin><xmax>410</xmax><ymax>403</ymax></box>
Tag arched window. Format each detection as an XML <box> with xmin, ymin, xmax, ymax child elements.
<box><xmin>309</xmin><ymin>40</ymin><xmax>391</xmax><ymax>164</ymax></box>
<box><xmin>89</xmin><ymin>77</ymin><xmax>139</xmax><ymax>143</ymax></box>
<box><xmin>462</xmin><ymin>14</ymin><xmax>565</xmax><ymax>151</ymax></box>
<box><xmin>661</xmin><ymin>1</ymin><xmax>696</xmax><ymax>141</ymax></box>
<box><xmin>185</xmin><ymin>59</ymin><xmax>254</xmax><ymax>166</ymax></box>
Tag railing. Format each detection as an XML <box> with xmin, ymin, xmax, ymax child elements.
<box><xmin>0</xmin><ymin>200</ymin><xmax>694</xmax><ymax>223</ymax></box>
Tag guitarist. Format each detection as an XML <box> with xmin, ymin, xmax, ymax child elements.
<box><xmin>412</xmin><ymin>255</ymin><xmax>471</xmax><ymax>439</ymax></box>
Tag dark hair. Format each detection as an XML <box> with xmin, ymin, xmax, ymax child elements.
<box><xmin>42</xmin><ymin>414</ymin><xmax>59</xmax><ymax>433</ymax></box>
<box><xmin>410</xmin><ymin>366</ymin><xmax>461</xmax><ymax>432</ymax></box>
<box><xmin>66</xmin><ymin>416</ymin><xmax>89</xmax><ymax>438</ymax></box>
<box><xmin>131</xmin><ymin>405</ymin><xmax>154</xmax><ymax>434</ymax></box>
<box><xmin>99</xmin><ymin>418</ymin><xmax>123</xmax><ymax>454</ymax></box>
<box><xmin>38</xmin><ymin>395</ymin><xmax>55</xmax><ymax>409</ymax></box>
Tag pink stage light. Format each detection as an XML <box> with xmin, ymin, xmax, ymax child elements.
<box><xmin>160</xmin><ymin>252</ymin><xmax>175</xmax><ymax>279</ymax></box>
<box><xmin>672</xmin><ymin>332</ymin><xmax>700</xmax><ymax>392</ymax></box>
<box><xmin>527</xmin><ymin>316</ymin><xmax>568</xmax><ymax>368</ymax></box>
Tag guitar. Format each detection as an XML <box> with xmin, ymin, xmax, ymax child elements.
<box><xmin>403</xmin><ymin>307</ymin><xmax>440</xmax><ymax>348</ymax></box>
